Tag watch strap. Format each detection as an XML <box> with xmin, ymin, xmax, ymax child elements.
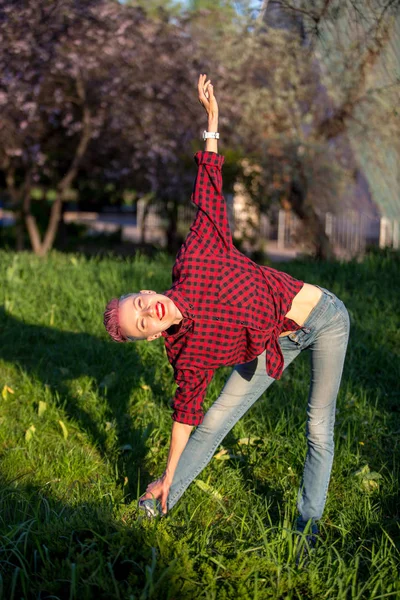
<box><xmin>203</xmin><ymin>130</ymin><xmax>220</xmax><ymax>140</ymax></box>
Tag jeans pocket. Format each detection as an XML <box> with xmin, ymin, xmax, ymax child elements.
<box><xmin>282</xmin><ymin>327</ymin><xmax>312</xmax><ymax>347</ymax></box>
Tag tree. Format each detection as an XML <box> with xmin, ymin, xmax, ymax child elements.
<box><xmin>258</xmin><ymin>0</ymin><xmax>400</xmax><ymax>256</ymax></box>
<box><xmin>0</xmin><ymin>0</ymin><xmax>202</xmax><ymax>255</ymax></box>
<box><xmin>181</xmin><ymin>5</ymin><xmax>353</xmax><ymax>257</ymax></box>
<box><xmin>184</xmin><ymin>0</ymin><xmax>399</xmax><ymax>258</ymax></box>
<box><xmin>0</xmin><ymin>0</ymin><xmax>125</xmax><ymax>254</ymax></box>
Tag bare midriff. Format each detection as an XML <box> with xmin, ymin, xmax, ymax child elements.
<box><xmin>279</xmin><ymin>283</ymin><xmax>323</xmax><ymax>338</ymax></box>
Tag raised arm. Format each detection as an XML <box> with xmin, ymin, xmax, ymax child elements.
<box><xmin>189</xmin><ymin>74</ymin><xmax>233</xmax><ymax>252</ymax></box>
<box><xmin>198</xmin><ymin>73</ymin><xmax>219</xmax><ymax>153</ymax></box>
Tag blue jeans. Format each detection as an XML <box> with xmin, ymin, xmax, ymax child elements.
<box><xmin>143</xmin><ymin>287</ymin><xmax>350</xmax><ymax>532</ymax></box>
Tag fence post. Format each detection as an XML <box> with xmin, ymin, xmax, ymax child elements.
<box><xmin>379</xmin><ymin>217</ymin><xmax>390</xmax><ymax>248</ymax></box>
<box><xmin>350</xmin><ymin>211</ymin><xmax>359</xmax><ymax>254</ymax></box>
<box><xmin>325</xmin><ymin>212</ymin><xmax>333</xmax><ymax>238</ymax></box>
<box><xmin>136</xmin><ymin>198</ymin><xmax>145</xmax><ymax>231</ymax></box>
<box><xmin>278</xmin><ymin>209</ymin><xmax>285</xmax><ymax>249</ymax></box>
<box><xmin>392</xmin><ymin>220</ymin><xmax>399</xmax><ymax>250</ymax></box>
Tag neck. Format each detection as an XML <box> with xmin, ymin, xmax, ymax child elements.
<box><xmin>173</xmin><ymin>303</ymin><xmax>183</xmax><ymax>324</ymax></box>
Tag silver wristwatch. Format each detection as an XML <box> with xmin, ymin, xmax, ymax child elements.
<box><xmin>203</xmin><ymin>131</ymin><xmax>220</xmax><ymax>141</ymax></box>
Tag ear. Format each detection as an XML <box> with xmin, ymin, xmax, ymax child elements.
<box><xmin>140</xmin><ymin>290</ymin><xmax>156</xmax><ymax>295</ymax></box>
<box><xmin>146</xmin><ymin>332</ymin><xmax>162</xmax><ymax>342</ymax></box>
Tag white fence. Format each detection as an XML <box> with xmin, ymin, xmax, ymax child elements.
<box><xmin>3</xmin><ymin>203</ymin><xmax>397</xmax><ymax>259</ymax></box>
<box><xmin>272</xmin><ymin>209</ymin><xmax>399</xmax><ymax>257</ymax></box>
<box><xmin>137</xmin><ymin>201</ymin><xmax>399</xmax><ymax>258</ymax></box>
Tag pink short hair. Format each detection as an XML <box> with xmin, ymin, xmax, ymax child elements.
<box><xmin>103</xmin><ymin>298</ymin><xmax>128</xmax><ymax>343</ymax></box>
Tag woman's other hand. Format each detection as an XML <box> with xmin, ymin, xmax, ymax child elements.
<box><xmin>140</xmin><ymin>473</ymin><xmax>171</xmax><ymax>514</ymax></box>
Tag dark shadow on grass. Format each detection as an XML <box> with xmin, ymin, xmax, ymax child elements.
<box><xmin>0</xmin><ymin>475</ymin><xmax>194</xmax><ymax>600</ymax></box>
<box><xmin>0</xmin><ymin>306</ymin><xmax>169</xmax><ymax>497</ymax></box>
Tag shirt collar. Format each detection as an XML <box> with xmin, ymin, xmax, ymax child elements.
<box><xmin>162</xmin><ymin>287</ymin><xmax>193</xmax><ymax>339</ymax></box>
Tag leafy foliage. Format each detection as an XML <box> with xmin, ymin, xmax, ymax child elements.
<box><xmin>0</xmin><ymin>0</ymin><xmax>399</xmax><ymax>258</ymax></box>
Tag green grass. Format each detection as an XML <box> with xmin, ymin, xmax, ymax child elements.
<box><xmin>0</xmin><ymin>248</ymin><xmax>399</xmax><ymax>599</ymax></box>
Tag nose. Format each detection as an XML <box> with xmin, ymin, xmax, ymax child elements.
<box><xmin>143</xmin><ymin>305</ymin><xmax>155</xmax><ymax>318</ymax></box>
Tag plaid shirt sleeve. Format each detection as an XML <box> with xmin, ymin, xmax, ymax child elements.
<box><xmin>190</xmin><ymin>151</ymin><xmax>232</xmax><ymax>252</ymax></box>
<box><xmin>171</xmin><ymin>367</ymin><xmax>215</xmax><ymax>426</ymax></box>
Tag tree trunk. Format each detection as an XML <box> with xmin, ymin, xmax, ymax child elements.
<box><xmin>23</xmin><ymin>76</ymin><xmax>92</xmax><ymax>256</ymax></box>
<box><xmin>288</xmin><ymin>167</ymin><xmax>333</xmax><ymax>260</ymax></box>
<box><xmin>23</xmin><ymin>193</ymin><xmax>63</xmax><ymax>257</ymax></box>
<box><xmin>295</xmin><ymin>203</ymin><xmax>333</xmax><ymax>260</ymax></box>
<box><xmin>5</xmin><ymin>165</ymin><xmax>27</xmax><ymax>251</ymax></box>
<box><xmin>37</xmin><ymin>195</ymin><xmax>63</xmax><ymax>256</ymax></box>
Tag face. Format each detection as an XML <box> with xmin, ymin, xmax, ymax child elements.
<box><xmin>118</xmin><ymin>291</ymin><xmax>182</xmax><ymax>341</ymax></box>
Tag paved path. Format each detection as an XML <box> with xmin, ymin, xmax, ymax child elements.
<box><xmin>2</xmin><ymin>210</ymin><xmax>302</xmax><ymax>262</ymax></box>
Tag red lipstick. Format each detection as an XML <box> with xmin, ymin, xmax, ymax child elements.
<box><xmin>156</xmin><ymin>302</ymin><xmax>165</xmax><ymax>320</ymax></box>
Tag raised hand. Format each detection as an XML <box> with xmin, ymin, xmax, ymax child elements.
<box><xmin>198</xmin><ymin>73</ymin><xmax>218</xmax><ymax>119</ymax></box>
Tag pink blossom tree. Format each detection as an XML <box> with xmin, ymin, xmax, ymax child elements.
<box><xmin>0</xmin><ymin>0</ymin><xmax>201</xmax><ymax>255</ymax></box>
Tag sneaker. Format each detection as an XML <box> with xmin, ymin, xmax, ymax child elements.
<box><xmin>138</xmin><ymin>497</ymin><xmax>163</xmax><ymax>518</ymax></box>
<box><xmin>295</xmin><ymin>532</ymin><xmax>317</xmax><ymax>566</ymax></box>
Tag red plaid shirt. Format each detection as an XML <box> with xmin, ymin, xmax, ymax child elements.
<box><xmin>162</xmin><ymin>151</ymin><xmax>303</xmax><ymax>426</ymax></box>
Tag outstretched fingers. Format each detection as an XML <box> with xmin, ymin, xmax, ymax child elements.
<box><xmin>198</xmin><ymin>73</ymin><xmax>211</xmax><ymax>111</ymax></box>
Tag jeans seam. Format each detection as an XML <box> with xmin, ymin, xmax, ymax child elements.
<box><xmin>337</xmin><ymin>306</ymin><xmax>350</xmax><ymax>334</ymax></box>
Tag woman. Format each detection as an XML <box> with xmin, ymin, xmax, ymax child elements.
<box><xmin>104</xmin><ymin>74</ymin><xmax>350</xmax><ymax>543</ymax></box>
